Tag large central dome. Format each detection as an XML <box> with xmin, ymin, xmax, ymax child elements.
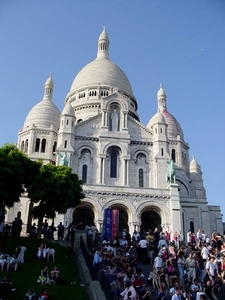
<box><xmin>70</xmin><ymin>58</ymin><xmax>133</xmax><ymax>96</ymax></box>
<box><xmin>69</xmin><ymin>27</ymin><xmax>133</xmax><ymax>97</ymax></box>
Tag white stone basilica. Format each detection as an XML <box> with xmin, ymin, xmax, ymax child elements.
<box><xmin>8</xmin><ymin>28</ymin><xmax>223</xmax><ymax>240</ymax></box>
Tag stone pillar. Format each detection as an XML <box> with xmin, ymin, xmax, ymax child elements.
<box><xmin>74</xmin><ymin>230</ymin><xmax>87</xmax><ymax>249</ymax></box>
<box><xmin>122</xmin><ymin>111</ymin><xmax>128</xmax><ymax>131</ymax></box>
<box><xmin>168</xmin><ymin>183</ymin><xmax>182</xmax><ymax>238</ymax></box>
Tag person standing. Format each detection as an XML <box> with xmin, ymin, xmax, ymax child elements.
<box><xmin>138</xmin><ymin>236</ymin><xmax>148</xmax><ymax>264</ymax></box>
<box><xmin>57</xmin><ymin>222</ymin><xmax>64</xmax><ymax>241</ymax></box>
<box><xmin>185</xmin><ymin>252</ymin><xmax>196</xmax><ymax>284</ymax></box>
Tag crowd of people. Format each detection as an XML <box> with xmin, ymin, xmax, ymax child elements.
<box><xmin>88</xmin><ymin>227</ymin><xmax>225</xmax><ymax>300</ymax></box>
<box><xmin>0</xmin><ymin>215</ymin><xmax>67</xmax><ymax>300</ymax></box>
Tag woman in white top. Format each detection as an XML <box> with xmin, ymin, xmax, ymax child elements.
<box><xmin>120</xmin><ymin>281</ymin><xmax>137</xmax><ymax>300</ymax></box>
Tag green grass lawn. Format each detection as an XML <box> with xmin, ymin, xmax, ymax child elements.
<box><xmin>0</xmin><ymin>236</ymin><xmax>87</xmax><ymax>300</ymax></box>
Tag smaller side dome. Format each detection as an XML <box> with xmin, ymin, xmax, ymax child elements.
<box><xmin>190</xmin><ymin>155</ymin><xmax>201</xmax><ymax>174</ymax></box>
<box><xmin>147</xmin><ymin>110</ymin><xmax>166</xmax><ymax>128</ymax></box>
<box><xmin>23</xmin><ymin>74</ymin><xmax>60</xmax><ymax>130</ymax></box>
<box><xmin>62</xmin><ymin>103</ymin><xmax>74</xmax><ymax>116</ymax></box>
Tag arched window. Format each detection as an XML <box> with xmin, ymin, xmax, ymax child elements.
<box><xmin>139</xmin><ymin>168</ymin><xmax>144</xmax><ymax>187</ymax></box>
<box><xmin>41</xmin><ymin>139</ymin><xmax>46</xmax><ymax>153</ymax></box>
<box><xmin>171</xmin><ymin>149</ymin><xmax>176</xmax><ymax>162</ymax></box>
<box><xmin>82</xmin><ymin>164</ymin><xmax>87</xmax><ymax>183</ymax></box>
<box><xmin>35</xmin><ymin>138</ymin><xmax>40</xmax><ymax>152</ymax></box>
<box><xmin>21</xmin><ymin>141</ymin><xmax>24</xmax><ymax>152</ymax></box>
<box><xmin>190</xmin><ymin>221</ymin><xmax>194</xmax><ymax>233</ymax></box>
<box><xmin>64</xmin><ymin>140</ymin><xmax>67</xmax><ymax>148</ymax></box>
<box><xmin>110</xmin><ymin>151</ymin><xmax>117</xmax><ymax>178</ymax></box>
<box><xmin>161</xmin><ymin>148</ymin><xmax>164</xmax><ymax>156</ymax></box>
<box><xmin>24</xmin><ymin>139</ymin><xmax>28</xmax><ymax>152</ymax></box>
<box><xmin>66</xmin><ymin>119</ymin><xmax>69</xmax><ymax>125</ymax></box>
<box><xmin>52</xmin><ymin>141</ymin><xmax>57</xmax><ymax>153</ymax></box>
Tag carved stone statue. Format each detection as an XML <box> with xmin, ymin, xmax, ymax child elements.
<box><xmin>136</xmin><ymin>154</ymin><xmax>146</xmax><ymax>165</ymax></box>
<box><xmin>165</xmin><ymin>159</ymin><xmax>176</xmax><ymax>184</ymax></box>
<box><xmin>111</xmin><ymin>109</ymin><xmax>119</xmax><ymax>131</ymax></box>
<box><xmin>59</xmin><ymin>152</ymin><xmax>68</xmax><ymax>166</ymax></box>
<box><xmin>82</xmin><ymin>150</ymin><xmax>91</xmax><ymax>163</ymax></box>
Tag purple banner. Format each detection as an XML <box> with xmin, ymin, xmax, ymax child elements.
<box><xmin>105</xmin><ymin>209</ymin><xmax>112</xmax><ymax>239</ymax></box>
<box><xmin>111</xmin><ymin>209</ymin><xmax>119</xmax><ymax>239</ymax></box>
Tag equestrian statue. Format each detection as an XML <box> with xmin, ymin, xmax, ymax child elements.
<box><xmin>166</xmin><ymin>159</ymin><xmax>176</xmax><ymax>184</ymax></box>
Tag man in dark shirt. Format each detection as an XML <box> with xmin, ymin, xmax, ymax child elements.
<box><xmin>0</xmin><ymin>276</ymin><xmax>16</xmax><ymax>293</ymax></box>
<box><xmin>204</xmin><ymin>280</ymin><xmax>218</xmax><ymax>300</ymax></box>
<box><xmin>168</xmin><ymin>267</ymin><xmax>182</xmax><ymax>287</ymax></box>
<box><xmin>139</xmin><ymin>284</ymin><xmax>152</xmax><ymax>299</ymax></box>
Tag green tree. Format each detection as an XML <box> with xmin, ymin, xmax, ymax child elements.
<box><xmin>27</xmin><ymin>163</ymin><xmax>84</xmax><ymax>238</ymax></box>
<box><xmin>0</xmin><ymin>144</ymin><xmax>39</xmax><ymax>212</ymax></box>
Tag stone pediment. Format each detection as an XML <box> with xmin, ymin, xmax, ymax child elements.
<box><xmin>75</xmin><ymin>113</ymin><xmax>102</xmax><ymax>137</ymax></box>
<box><xmin>128</xmin><ymin>116</ymin><xmax>153</xmax><ymax>141</ymax></box>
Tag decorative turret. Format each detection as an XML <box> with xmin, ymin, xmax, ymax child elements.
<box><xmin>190</xmin><ymin>155</ymin><xmax>202</xmax><ymax>175</ymax></box>
<box><xmin>44</xmin><ymin>72</ymin><xmax>54</xmax><ymax>99</ymax></box>
<box><xmin>157</xmin><ymin>83</ymin><xmax>167</xmax><ymax>111</ymax></box>
<box><xmin>97</xmin><ymin>26</ymin><xmax>109</xmax><ymax>59</ymax></box>
<box><xmin>57</xmin><ymin>103</ymin><xmax>76</xmax><ymax>161</ymax></box>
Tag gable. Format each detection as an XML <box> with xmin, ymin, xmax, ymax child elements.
<box><xmin>75</xmin><ymin>114</ymin><xmax>102</xmax><ymax>137</ymax></box>
<box><xmin>128</xmin><ymin>116</ymin><xmax>153</xmax><ymax>141</ymax></box>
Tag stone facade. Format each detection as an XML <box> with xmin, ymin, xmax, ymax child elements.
<box><xmin>8</xmin><ymin>28</ymin><xmax>222</xmax><ymax>240</ymax></box>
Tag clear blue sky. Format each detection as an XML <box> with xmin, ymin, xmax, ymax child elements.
<box><xmin>1</xmin><ymin>1</ymin><xmax>225</xmax><ymax>221</ymax></box>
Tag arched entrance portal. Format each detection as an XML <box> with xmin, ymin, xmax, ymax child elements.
<box><xmin>73</xmin><ymin>206</ymin><xmax>94</xmax><ymax>227</ymax></box>
<box><xmin>141</xmin><ymin>210</ymin><xmax>161</xmax><ymax>232</ymax></box>
<box><xmin>111</xmin><ymin>204</ymin><xmax>128</xmax><ymax>233</ymax></box>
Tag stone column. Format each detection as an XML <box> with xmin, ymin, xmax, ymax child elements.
<box><xmin>99</xmin><ymin>155</ymin><xmax>106</xmax><ymax>184</ymax></box>
<box><xmin>101</xmin><ymin>109</ymin><xmax>108</xmax><ymax>128</ymax></box>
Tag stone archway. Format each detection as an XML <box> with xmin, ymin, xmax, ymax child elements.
<box><xmin>73</xmin><ymin>206</ymin><xmax>94</xmax><ymax>227</ymax></box>
<box><xmin>141</xmin><ymin>209</ymin><xmax>161</xmax><ymax>232</ymax></box>
<box><xmin>111</xmin><ymin>204</ymin><xmax>128</xmax><ymax>232</ymax></box>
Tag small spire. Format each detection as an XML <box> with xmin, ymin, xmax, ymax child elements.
<box><xmin>44</xmin><ymin>73</ymin><xmax>54</xmax><ymax>99</ymax></box>
<box><xmin>97</xmin><ymin>27</ymin><xmax>109</xmax><ymax>59</ymax></box>
<box><xmin>157</xmin><ymin>83</ymin><xmax>167</xmax><ymax>111</ymax></box>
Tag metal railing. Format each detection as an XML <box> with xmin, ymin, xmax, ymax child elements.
<box><xmin>80</xmin><ymin>236</ymin><xmax>116</xmax><ymax>300</ymax></box>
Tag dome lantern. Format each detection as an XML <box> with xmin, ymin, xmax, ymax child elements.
<box><xmin>157</xmin><ymin>83</ymin><xmax>167</xmax><ymax>110</ymax></box>
<box><xmin>97</xmin><ymin>26</ymin><xmax>109</xmax><ymax>60</ymax></box>
<box><xmin>44</xmin><ymin>72</ymin><xmax>54</xmax><ymax>99</ymax></box>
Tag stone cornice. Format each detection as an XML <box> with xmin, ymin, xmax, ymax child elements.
<box><xmin>131</xmin><ymin>141</ymin><xmax>152</xmax><ymax>146</ymax></box>
<box><xmin>75</xmin><ymin>136</ymin><xmax>99</xmax><ymax>142</ymax></box>
<box><xmin>84</xmin><ymin>190</ymin><xmax>170</xmax><ymax>199</ymax></box>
